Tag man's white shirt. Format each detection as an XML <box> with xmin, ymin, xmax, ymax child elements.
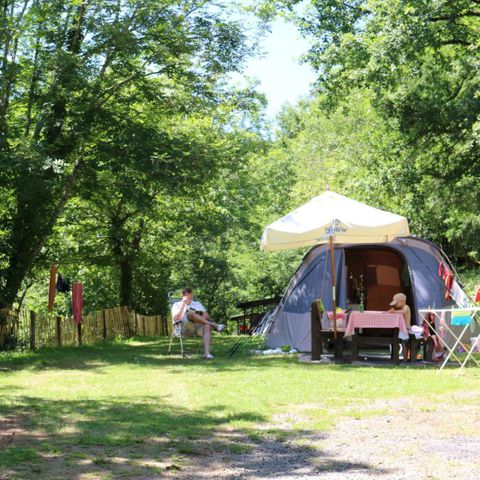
<box><xmin>171</xmin><ymin>300</ymin><xmax>206</xmax><ymax>322</ymax></box>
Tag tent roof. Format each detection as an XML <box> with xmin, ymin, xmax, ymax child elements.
<box><xmin>261</xmin><ymin>191</ymin><xmax>410</xmax><ymax>251</ymax></box>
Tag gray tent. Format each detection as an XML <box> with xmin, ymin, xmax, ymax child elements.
<box><xmin>263</xmin><ymin>237</ymin><xmax>473</xmax><ymax>352</ymax></box>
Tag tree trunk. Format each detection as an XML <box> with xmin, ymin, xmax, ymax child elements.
<box><xmin>119</xmin><ymin>258</ymin><xmax>133</xmax><ymax>308</ymax></box>
<box><xmin>110</xmin><ymin>216</ymin><xmax>145</xmax><ymax>309</ymax></box>
<box><xmin>0</xmin><ymin>308</ymin><xmax>10</xmax><ymax>349</ymax></box>
<box><xmin>0</xmin><ymin>157</ymin><xmax>85</xmax><ymax>345</ymax></box>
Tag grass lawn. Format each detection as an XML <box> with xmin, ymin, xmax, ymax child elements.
<box><xmin>1</xmin><ymin>336</ymin><xmax>479</xmax><ymax>479</ymax></box>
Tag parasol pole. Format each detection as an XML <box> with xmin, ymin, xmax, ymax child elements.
<box><xmin>329</xmin><ymin>236</ymin><xmax>337</xmax><ymax>339</ymax></box>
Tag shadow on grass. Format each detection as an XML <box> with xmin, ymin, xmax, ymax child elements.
<box><xmin>0</xmin><ymin>395</ymin><xmax>390</xmax><ymax>479</ymax></box>
<box><xmin>0</xmin><ymin>336</ymin><xmax>301</xmax><ymax>375</ymax></box>
<box><xmin>0</xmin><ymin>396</ymin><xmax>265</xmax><ymax>477</ymax></box>
<box><xmin>0</xmin><ymin>336</ymin><xmax>447</xmax><ymax>378</ymax></box>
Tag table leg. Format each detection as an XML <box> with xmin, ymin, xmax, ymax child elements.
<box><xmin>334</xmin><ymin>335</ymin><xmax>343</xmax><ymax>359</ymax></box>
<box><xmin>402</xmin><ymin>340</ymin><xmax>409</xmax><ymax>362</ymax></box>
<box><xmin>392</xmin><ymin>328</ymin><xmax>400</xmax><ymax>365</ymax></box>
<box><xmin>409</xmin><ymin>335</ymin><xmax>421</xmax><ymax>362</ymax></box>
<box><xmin>424</xmin><ymin>337</ymin><xmax>434</xmax><ymax>362</ymax></box>
<box><xmin>310</xmin><ymin>304</ymin><xmax>322</xmax><ymax>360</ymax></box>
<box><xmin>352</xmin><ymin>329</ymin><xmax>359</xmax><ymax>361</ymax></box>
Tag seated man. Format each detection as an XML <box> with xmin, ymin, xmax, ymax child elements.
<box><xmin>171</xmin><ymin>287</ymin><xmax>225</xmax><ymax>360</ymax></box>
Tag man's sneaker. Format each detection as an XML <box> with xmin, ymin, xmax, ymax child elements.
<box><xmin>217</xmin><ymin>324</ymin><xmax>226</xmax><ymax>333</ymax></box>
<box><xmin>204</xmin><ymin>353</ymin><xmax>215</xmax><ymax>360</ymax></box>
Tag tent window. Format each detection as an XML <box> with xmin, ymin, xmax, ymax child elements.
<box><xmin>376</xmin><ymin>265</ymin><xmax>401</xmax><ymax>286</ymax></box>
<box><xmin>366</xmin><ymin>265</ymin><xmax>377</xmax><ymax>285</ymax></box>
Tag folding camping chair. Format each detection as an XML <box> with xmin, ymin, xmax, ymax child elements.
<box><xmin>167</xmin><ymin>291</ymin><xmax>202</xmax><ymax>357</ymax></box>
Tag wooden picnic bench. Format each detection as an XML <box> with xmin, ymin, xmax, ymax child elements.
<box><xmin>230</xmin><ymin>296</ymin><xmax>281</xmax><ymax>334</ymax></box>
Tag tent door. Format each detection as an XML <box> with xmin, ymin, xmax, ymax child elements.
<box><xmin>345</xmin><ymin>247</ymin><xmax>416</xmax><ymax>323</ymax></box>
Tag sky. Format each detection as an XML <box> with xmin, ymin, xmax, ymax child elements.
<box><xmin>242</xmin><ymin>18</ymin><xmax>317</xmax><ymax>118</ymax></box>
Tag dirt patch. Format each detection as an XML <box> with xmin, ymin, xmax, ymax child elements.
<box><xmin>0</xmin><ymin>417</ymin><xmax>18</xmax><ymax>449</ymax></box>
<box><xmin>171</xmin><ymin>393</ymin><xmax>480</xmax><ymax>480</ymax></box>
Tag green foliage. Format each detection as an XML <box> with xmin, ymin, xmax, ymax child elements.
<box><xmin>0</xmin><ymin>0</ymin><xmax>259</xmax><ymax>317</ymax></box>
<box><xmin>4</xmin><ymin>0</ymin><xmax>480</xmax><ymax>329</ymax></box>
<box><xmin>0</xmin><ymin>0</ymin><xmax>271</xmax><ymax>324</ymax></box>
<box><xmin>259</xmin><ymin>0</ymin><xmax>480</xmax><ymax>267</ymax></box>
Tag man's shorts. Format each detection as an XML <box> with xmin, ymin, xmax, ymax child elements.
<box><xmin>181</xmin><ymin>320</ymin><xmax>204</xmax><ymax>337</ymax></box>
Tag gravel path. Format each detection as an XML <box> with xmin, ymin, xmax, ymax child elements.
<box><xmin>171</xmin><ymin>392</ymin><xmax>480</xmax><ymax>480</ymax></box>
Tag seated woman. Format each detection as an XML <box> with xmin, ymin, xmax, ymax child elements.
<box><xmin>422</xmin><ymin>311</ymin><xmax>445</xmax><ymax>362</ymax></box>
<box><xmin>388</xmin><ymin>292</ymin><xmax>411</xmax><ymax>327</ymax></box>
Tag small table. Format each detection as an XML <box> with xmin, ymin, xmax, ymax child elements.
<box><xmin>344</xmin><ymin>311</ymin><xmax>409</xmax><ymax>364</ymax></box>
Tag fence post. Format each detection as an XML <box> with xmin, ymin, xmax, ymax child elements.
<box><xmin>29</xmin><ymin>311</ymin><xmax>36</xmax><ymax>351</ymax></box>
<box><xmin>142</xmin><ymin>316</ymin><xmax>146</xmax><ymax>336</ymax></box>
<box><xmin>56</xmin><ymin>316</ymin><xmax>62</xmax><ymax>347</ymax></box>
<box><xmin>102</xmin><ymin>310</ymin><xmax>107</xmax><ymax>341</ymax></box>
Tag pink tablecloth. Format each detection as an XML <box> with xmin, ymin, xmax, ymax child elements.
<box><xmin>344</xmin><ymin>311</ymin><xmax>409</xmax><ymax>340</ymax></box>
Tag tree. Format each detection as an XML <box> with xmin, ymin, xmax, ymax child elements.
<box><xmin>0</xmin><ymin>0</ymin><xmax>254</xmax><ymax>343</ymax></box>
<box><xmin>260</xmin><ymin>0</ymin><xmax>480</xmax><ymax>262</ymax></box>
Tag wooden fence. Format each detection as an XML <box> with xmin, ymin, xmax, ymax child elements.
<box><xmin>4</xmin><ymin>306</ymin><xmax>170</xmax><ymax>350</ymax></box>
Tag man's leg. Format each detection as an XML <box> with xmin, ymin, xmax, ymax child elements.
<box><xmin>187</xmin><ymin>311</ymin><xmax>221</xmax><ymax>331</ymax></box>
<box><xmin>203</xmin><ymin>324</ymin><xmax>212</xmax><ymax>356</ymax></box>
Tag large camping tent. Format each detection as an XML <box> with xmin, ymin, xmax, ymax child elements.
<box><xmin>261</xmin><ymin>237</ymin><xmax>471</xmax><ymax>351</ymax></box>
<box><xmin>259</xmin><ymin>192</ymin><xmax>473</xmax><ymax>352</ymax></box>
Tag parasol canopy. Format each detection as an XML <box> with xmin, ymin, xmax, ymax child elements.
<box><xmin>261</xmin><ymin>191</ymin><xmax>410</xmax><ymax>251</ymax></box>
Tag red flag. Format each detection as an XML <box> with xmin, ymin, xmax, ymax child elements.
<box><xmin>72</xmin><ymin>282</ymin><xmax>83</xmax><ymax>325</ymax></box>
<box><xmin>475</xmin><ymin>288</ymin><xmax>480</xmax><ymax>304</ymax></box>
<box><xmin>48</xmin><ymin>264</ymin><xmax>58</xmax><ymax>312</ymax></box>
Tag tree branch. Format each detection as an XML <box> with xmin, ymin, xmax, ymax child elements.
<box><xmin>131</xmin><ymin>218</ymin><xmax>146</xmax><ymax>252</ymax></box>
<box><xmin>14</xmin><ymin>0</ymin><xmax>30</xmax><ymax>29</ymax></box>
<box><xmin>94</xmin><ymin>65</ymin><xmax>165</xmax><ymax>109</ymax></box>
<box><xmin>27</xmin><ymin>154</ymin><xmax>87</xmax><ymax>271</ymax></box>
<box><xmin>25</xmin><ymin>35</ymin><xmax>41</xmax><ymax>136</ymax></box>
<box><xmin>429</xmin><ymin>10</ymin><xmax>480</xmax><ymax>21</ymax></box>
<box><xmin>439</xmin><ymin>39</ymin><xmax>472</xmax><ymax>46</ymax></box>
<box><xmin>67</xmin><ymin>0</ymin><xmax>92</xmax><ymax>53</ymax></box>
<box><xmin>447</xmin><ymin>77</ymin><xmax>466</xmax><ymax>103</ymax></box>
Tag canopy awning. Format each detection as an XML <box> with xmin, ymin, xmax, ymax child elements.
<box><xmin>261</xmin><ymin>191</ymin><xmax>410</xmax><ymax>252</ymax></box>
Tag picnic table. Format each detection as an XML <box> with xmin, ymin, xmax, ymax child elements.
<box><xmin>230</xmin><ymin>297</ymin><xmax>281</xmax><ymax>334</ymax></box>
<box><xmin>344</xmin><ymin>311</ymin><xmax>409</xmax><ymax>364</ymax></box>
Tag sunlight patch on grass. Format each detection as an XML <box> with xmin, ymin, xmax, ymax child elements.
<box><xmin>342</xmin><ymin>407</ymin><xmax>390</xmax><ymax>420</ymax></box>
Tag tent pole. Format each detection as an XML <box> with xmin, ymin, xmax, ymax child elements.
<box><xmin>329</xmin><ymin>236</ymin><xmax>337</xmax><ymax>339</ymax></box>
